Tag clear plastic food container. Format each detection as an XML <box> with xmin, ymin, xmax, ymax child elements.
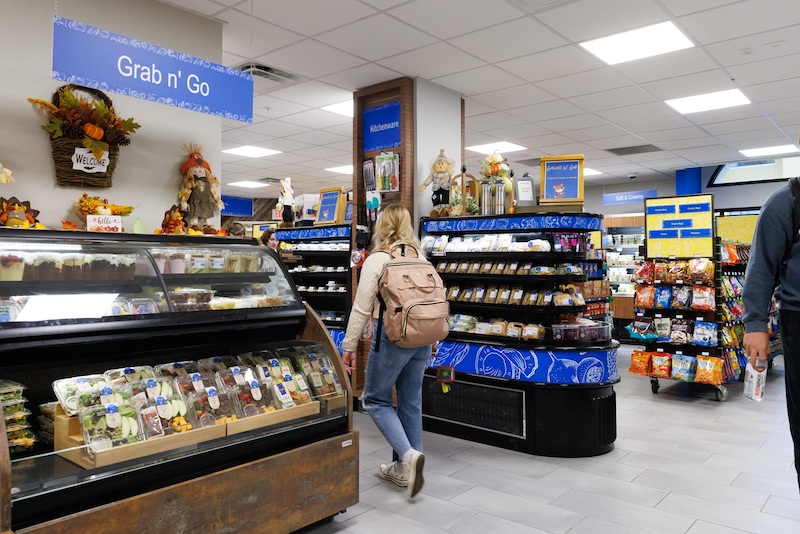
<box><xmin>174</xmin><ymin>372</ymin><xmax>216</xmax><ymax>396</ymax></box>
<box><xmin>197</xmin><ymin>356</ymin><xmax>238</xmax><ymax>373</ymax></box>
<box><xmin>76</xmin><ymin>383</ymin><xmax>134</xmax><ymax>411</ymax></box>
<box><xmin>38</xmin><ymin>401</ymin><xmax>58</xmax><ymax>420</ymax></box>
<box><xmin>0</xmin><ymin>379</ymin><xmax>25</xmax><ymax>401</ymax></box>
<box><xmin>188</xmin><ymin>386</ymin><xmax>239</xmax><ymax>427</ymax></box>
<box><xmin>5</xmin><ymin>409</ymin><xmax>31</xmax><ymax>427</ymax></box>
<box><xmin>231</xmin><ymin>378</ymin><xmax>278</xmax><ymax>417</ymax></box>
<box><xmin>37</xmin><ymin>415</ymin><xmax>54</xmax><ymax>434</ymax></box>
<box><xmin>137</xmin><ymin>394</ymin><xmax>196</xmax><ymax>437</ymax></box>
<box><xmin>154</xmin><ymin>361</ymin><xmax>199</xmax><ymax>378</ymax></box>
<box><xmin>80</xmin><ymin>403</ymin><xmax>143</xmax><ymax>456</ymax></box>
<box><xmin>104</xmin><ymin>366</ymin><xmax>156</xmax><ymax>385</ymax></box>
<box><xmin>8</xmin><ymin>428</ymin><xmax>37</xmax><ymax>453</ymax></box>
<box><xmin>53</xmin><ymin>375</ymin><xmax>109</xmax><ymax>415</ymax></box>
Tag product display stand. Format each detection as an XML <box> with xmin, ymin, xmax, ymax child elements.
<box><xmin>419</xmin><ymin>212</ymin><xmax>618</xmax><ymax>457</ymax></box>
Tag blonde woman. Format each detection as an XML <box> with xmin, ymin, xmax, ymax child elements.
<box><xmin>342</xmin><ymin>204</ymin><xmax>428</xmax><ymax>498</ymax></box>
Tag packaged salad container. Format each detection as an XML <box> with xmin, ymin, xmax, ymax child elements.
<box><xmin>188</xmin><ymin>386</ymin><xmax>239</xmax><ymax>427</ymax></box>
<box><xmin>80</xmin><ymin>403</ymin><xmax>143</xmax><ymax>457</ymax></box>
<box><xmin>197</xmin><ymin>356</ymin><xmax>238</xmax><ymax>373</ymax></box>
<box><xmin>8</xmin><ymin>428</ymin><xmax>37</xmax><ymax>453</ymax></box>
<box><xmin>137</xmin><ymin>394</ymin><xmax>196</xmax><ymax>437</ymax></box>
<box><xmin>154</xmin><ymin>361</ymin><xmax>199</xmax><ymax>378</ymax></box>
<box><xmin>104</xmin><ymin>365</ymin><xmax>156</xmax><ymax>385</ymax></box>
<box><xmin>0</xmin><ymin>379</ymin><xmax>25</xmax><ymax>401</ymax></box>
<box><xmin>76</xmin><ymin>383</ymin><xmax>134</xmax><ymax>412</ymax></box>
<box><xmin>174</xmin><ymin>372</ymin><xmax>216</xmax><ymax>396</ymax></box>
<box><xmin>53</xmin><ymin>375</ymin><xmax>109</xmax><ymax>415</ymax></box>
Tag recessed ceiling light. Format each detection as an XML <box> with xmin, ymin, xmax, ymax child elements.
<box><xmin>226</xmin><ymin>180</ymin><xmax>270</xmax><ymax>189</ymax></box>
<box><xmin>321</xmin><ymin>100</ymin><xmax>354</xmax><ymax>117</ymax></box>
<box><xmin>583</xmin><ymin>168</ymin><xmax>602</xmax><ymax>176</ymax></box>
<box><xmin>222</xmin><ymin>145</ymin><xmax>282</xmax><ymax>158</ymax></box>
<box><xmin>579</xmin><ymin>21</ymin><xmax>693</xmax><ymax>65</ymax></box>
<box><xmin>465</xmin><ymin>142</ymin><xmax>527</xmax><ymax>155</ymax></box>
<box><xmin>665</xmin><ymin>89</ymin><xmax>750</xmax><ymax>114</ymax></box>
<box><xmin>325</xmin><ymin>165</ymin><xmax>353</xmax><ymax>174</ymax></box>
<box><xmin>740</xmin><ymin>145</ymin><xmax>800</xmax><ymax>158</ymax></box>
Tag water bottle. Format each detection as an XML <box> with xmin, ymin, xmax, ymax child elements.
<box><xmin>743</xmin><ymin>358</ymin><xmax>767</xmax><ymax>401</ymax></box>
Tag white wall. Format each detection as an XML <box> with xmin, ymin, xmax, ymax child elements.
<box><xmin>0</xmin><ymin>0</ymin><xmax>223</xmax><ymax>230</ymax></box>
<box><xmin>414</xmin><ymin>79</ymin><xmax>462</xmax><ymax>225</ymax></box>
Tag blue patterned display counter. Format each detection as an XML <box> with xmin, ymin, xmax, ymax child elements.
<box><xmin>275</xmin><ymin>224</ymin><xmax>351</xmax><ymax>241</ymax></box>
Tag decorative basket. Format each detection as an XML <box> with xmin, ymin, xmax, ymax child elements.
<box><xmin>450</xmin><ymin>170</ymin><xmax>480</xmax><ymax>205</ymax></box>
<box><xmin>49</xmin><ymin>85</ymin><xmax>120</xmax><ymax>189</ymax></box>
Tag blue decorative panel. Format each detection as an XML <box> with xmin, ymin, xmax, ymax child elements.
<box><xmin>328</xmin><ymin>328</ymin><xmax>345</xmax><ymax>356</ymax></box>
<box><xmin>430</xmin><ymin>341</ymin><xmax>619</xmax><ymax>385</ymax></box>
<box><xmin>275</xmin><ymin>225</ymin><xmax>351</xmax><ymax>241</ymax></box>
<box><xmin>422</xmin><ymin>214</ymin><xmax>603</xmax><ymax>234</ymax></box>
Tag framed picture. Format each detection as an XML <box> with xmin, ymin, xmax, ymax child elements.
<box><xmin>539</xmin><ymin>154</ymin><xmax>584</xmax><ymax>204</ymax></box>
<box><xmin>314</xmin><ymin>187</ymin><xmax>346</xmax><ymax>226</ymax></box>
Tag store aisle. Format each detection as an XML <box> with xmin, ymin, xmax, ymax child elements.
<box><xmin>297</xmin><ymin>345</ymin><xmax>799</xmax><ymax>534</ymax></box>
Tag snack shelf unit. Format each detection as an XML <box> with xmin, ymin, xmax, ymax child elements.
<box><xmin>276</xmin><ymin>224</ymin><xmax>352</xmax><ymax>355</ymax></box>
<box><xmin>0</xmin><ymin>229</ymin><xmax>357</xmax><ymax>533</ymax></box>
<box><xmin>419</xmin><ymin>213</ymin><xmax>618</xmax><ymax>458</ymax></box>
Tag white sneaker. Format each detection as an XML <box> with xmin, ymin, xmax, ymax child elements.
<box><xmin>403</xmin><ymin>449</ymin><xmax>425</xmax><ymax>498</ymax></box>
<box><xmin>379</xmin><ymin>461</ymin><xmax>408</xmax><ymax>487</ymax></box>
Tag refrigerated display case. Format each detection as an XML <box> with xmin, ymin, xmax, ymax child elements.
<box><xmin>0</xmin><ymin>229</ymin><xmax>357</xmax><ymax>533</ymax></box>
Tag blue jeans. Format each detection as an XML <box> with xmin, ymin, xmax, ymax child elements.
<box><xmin>362</xmin><ymin>320</ymin><xmax>430</xmax><ymax>459</ymax></box>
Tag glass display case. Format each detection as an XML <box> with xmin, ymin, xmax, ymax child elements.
<box><xmin>0</xmin><ymin>229</ymin><xmax>357</xmax><ymax>533</ymax></box>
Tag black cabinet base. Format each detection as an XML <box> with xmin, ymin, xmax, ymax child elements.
<box><xmin>422</xmin><ymin>372</ymin><xmax>616</xmax><ymax>457</ymax></box>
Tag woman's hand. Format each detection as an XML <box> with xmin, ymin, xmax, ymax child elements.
<box><xmin>342</xmin><ymin>350</ymin><xmax>356</xmax><ymax>373</ymax></box>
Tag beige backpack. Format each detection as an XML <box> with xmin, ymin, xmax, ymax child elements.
<box><xmin>374</xmin><ymin>243</ymin><xmax>450</xmax><ymax>350</ymax></box>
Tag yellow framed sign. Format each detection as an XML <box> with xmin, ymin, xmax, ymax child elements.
<box><xmin>645</xmin><ymin>194</ymin><xmax>714</xmax><ymax>258</ymax></box>
<box><xmin>539</xmin><ymin>154</ymin><xmax>584</xmax><ymax>204</ymax></box>
<box><xmin>314</xmin><ymin>186</ymin><xmax>346</xmax><ymax>226</ymax></box>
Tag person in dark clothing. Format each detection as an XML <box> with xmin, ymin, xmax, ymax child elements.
<box><xmin>743</xmin><ymin>179</ymin><xmax>800</xmax><ymax>491</ymax></box>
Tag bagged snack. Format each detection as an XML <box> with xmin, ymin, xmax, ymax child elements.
<box><xmin>654</xmin><ymin>286</ymin><xmax>672</xmax><ymax>309</ymax></box>
<box><xmin>506</xmin><ymin>322</ymin><xmax>523</xmax><ymax>339</ymax></box>
<box><xmin>695</xmin><ymin>356</ymin><xmax>723</xmax><ymax>385</ymax></box>
<box><xmin>628</xmin><ymin>350</ymin><xmax>652</xmax><ymax>376</ymax></box>
<box><xmin>650</xmin><ymin>352</ymin><xmax>672</xmax><ymax>379</ymax></box>
<box><xmin>692</xmin><ymin>320</ymin><xmax>718</xmax><ymax>347</ymax></box>
<box><xmin>632</xmin><ymin>261</ymin><xmax>655</xmax><ymax>284</ymax></box>
<box><xmin>654</xmin><ymin>260</ymin><xmax>669</xmax><ymax>283</ymax></box>
<box><xmin>670</xmin><ymin>285</ymin><xmax>692</xmax><ymax>309</ymax></box>
<box><xmin>503</xmin><ymin>260</ymin><xmax>520</xmax><ymax>275</ymax></box>
<box><xmin>634</xmin><ymin>285</ymin><xmax>656</xmax><ymax>309</ymax></box>
<box><xmin>654</xmin><ymin>317</ymin><xmax>672</xmax><ymax>341</ymax></box>
<box><xmin>671</xmin><ymin>354</ymin><xmax>697</xmax><ymax>382</ymax></box>
<box><xmin>495</xmin><ymin>286</ymin><xmax>512</xmax><ymax>305</ymax></box>
<box><xmin>690</xmin><ymin>285</ymin><xmax>716</xmax><ymax>311</ymax></box>
<box><xmin>688</xmin><ymin>257</ymin><xmax>715</xmax><ymax>285</ymax></box>
<box><xmin>666</xmin><ymin>260</ymin><xmax>688</xmax><ymax>283</ymax></box>
<box><xmin>626</xmin><ymin>317</ymin><xmax>658</xmax><ymax>341</ymax></box>
<box><xmin>669</xmin><ymin>318</ymin><xmax>694</xmax><ymax>344</ymax></box>
<box><xmin>516</xmin><ymin>262</ymin><xmax>533</xmax><ymax>276</ymax></box>
<box><xmin>447</xmin><ymin>285</ymin><xmax>461</xmax><ymax>301</ymax></box>
<box><xmin>468</xmin><ymin>260</ymin><xmax>482</xmax><ymax>274</ymax></box>
<box><xmin>521</xmin><ymin>323</ymin><xmax>545</xmax><ymax>340</ymax></box>
<box><xmin>472</xmin><ymin>285</ymin><xmax>486</xmax><ymax>303</ymax></box>
<box><xmin>523</xmin><ymin>290</ymin><xmax>539</xmax><ymax>306</ymax></box>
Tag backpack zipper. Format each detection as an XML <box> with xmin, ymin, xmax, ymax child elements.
<box><xmin>401</xmin><ymin>300</ymin><xmax>447</xmax><ymax>338</ymax></box>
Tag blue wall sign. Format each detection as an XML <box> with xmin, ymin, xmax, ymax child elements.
<box><xmin>602</xmin><ymin>189</ymin><xmax>657</xmax><ymax>206</ymax></box>
<box><xmin>363</xmin><ymin>101</ymin><xmax>400</xmax><ymax>152</ymax></box>
<box><xmin>52</xmin><ymin>16</ymin><xmax>253</xmax><ymax>122</ymax></box>
<box><xmin>220</xmin><ymin>195</ymin><xmax>253</xmax><ymax>217</ymax></box>
<box><xmin>541</xmin><ymin>161</ymin><xmax>580</xmax><ymax>200</ymax></box>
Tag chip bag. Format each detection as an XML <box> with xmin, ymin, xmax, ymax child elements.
<box><xmin>695</xmin><ymin>356</ymin><xmax>723</xmax><ymax>385</ymax></box>
<box><xmin>650</xmin><ymin>352</ymin><xmax>672</xmax><ymax>379</ymax></box>
<box><xmin>635</xmin><ymin>285</ymin><xmax>656</xmax><ymax>309</ymax></box>
<box><xmin>629</xmin><ymin>350</ymin><xmax>652</xmax><ymax>376</ymax></box>
<box><xmin>671</xmin><ymin>354</ymin><xmax>697</xmax><ymax>382</ymax></box>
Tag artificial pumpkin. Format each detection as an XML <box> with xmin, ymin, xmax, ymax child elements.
<box><xmin>83</xmin><ymin>123</ymin><xmax>104</xmax><ymax>140</ymax></box>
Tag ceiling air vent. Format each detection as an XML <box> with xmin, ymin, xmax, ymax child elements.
<box><xmin>606</xmin><ymin>144</ymin><xmax>663</xmax><ymax>156</ymax></box>
<box><xmin>234</xmin><ymin>62</ymin><xmax>306</xmax><ymax>92</ymax></box>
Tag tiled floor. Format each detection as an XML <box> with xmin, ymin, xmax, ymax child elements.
<box><xmin>297</xmin><ymin>345</ymin><xmax>799</xmax><ymax>534</ymax></box>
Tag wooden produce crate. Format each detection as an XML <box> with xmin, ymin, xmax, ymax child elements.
<box><xmin>54</xmin><ymin>404</ymin><xmax>226</xmax><ymax>469</ymax></box>
<box><xmin>226</xmin><ymin>401</ymin><xmax>320</xmax><ymax>435</ymax></box>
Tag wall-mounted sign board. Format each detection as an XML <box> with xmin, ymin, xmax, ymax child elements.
<box><xmin>539</xmin><ymin>154</ymin><xmax>584</xmax><ymax>204</ymax></box>
<box><xmin>315</xmin><ymin>187</ymin><xmax>346</xmax><ymax>226</ymax></box>
<box><xmin>645</xmin><ymin>194</ymin><xmax>714</xmax><ymax>258</ymax></box>
<box><xmin>363</xmin><ymin>101</ymin><xmax>400</xmax><ymax>153</ymax></box>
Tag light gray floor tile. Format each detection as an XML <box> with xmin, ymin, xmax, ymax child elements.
<box><xmin>447</xmin><ymin>512</ymin><xmax>551</xmax><ymax>534</ymax></box>
<box><xmin>617</xmin><ymin>451</ymin><xmax>739</xmax><ymax>485</ymax></box>
<box><xmin>731</xmin><ymin>472</ymin><xmax>800</xmax><ymax>501</ymax></box>
<box><xmin>449</xmin><ymin>447</ymin><xmax>560</xmax><ymax>479</ymax></box>
<box><xmin>338</xmin><ymin>508</ymin><xmax>449</xmax><ymax>534</ymax></box>
<box><xmin>359</xmin><ymin>483</ymin><xmax>477</xmax><ymax>530</ymax></box>
<box><xmin>542</xmin><ymin>466</ymin><xmax>668</xmax><ymax>507</ymax></box>
<box><xmin>632</xmin><ymin>468</ymin><xmax>769</xmax><ymax>510</ymax></box>
<box><xmin>614</xmin><ymin>437</ymin><xmax>713</xmax><ymax>464</ymax></box>
<box><xmin>448</xmin><ymin>463</ymin><xmax>569</xmax><ymax>504</ymax></box>
<box><xmin>655</xmin><ymin>491</ymin><xmax>800</xmax><ymax>534</ymax></box>
<box><xmin>564</xmin><ymin>516</ymin><xmax>652</xmax><ymax>534</ymax></box>
<box><xmin>533</xmin><ymin>451</ymin><xmax>647</xmax><ymax>482</ymax></box>
<box><xmin>702</xmin><ymin>454</ymin><xmax>798</xmax><ymax>483</ymax></box>
<box><xmin>450</xmin><ymin>486</ymin><xmax>584</xmax><ymax>533</ymax></box>
<box><xmin>685</xmin><ymin>521</ymin><xmax>753</xmax><ymax>534</ymax></box>
<box><xmin>762</xmin><ymin>494</ymin><xmax>800</xmax><ymax>520</ymax></box>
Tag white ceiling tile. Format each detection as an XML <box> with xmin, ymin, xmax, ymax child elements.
<box><xmin>379</xmin><ymin>43</ymin><xmax>485</xmax><ymax>79</ymax></box>
<box><xmin>563</xmin><ymin>124</ymin><xmax>632</xmax><ymax>142</ymax></box>
<box><xmin>699</xmin><ymin>116</ymin><xmax>778</xmax><ymax>136</ymax></box>
<box><xmin>160</xmin><ymin>0</ymin><xmax>227</xmax><ymax>16</ymax></box>
<box><xmin>467</xmin><ymin>111</ymin><xmax>527</xmax><ymax>132</ymax></box>
<box><xmin>255</xmin><ymin>40</ymin><xmax>366</xmax><ymax>79</ymax></box>
<box><xmin>771</xmin><ymin>111</ymin><xmax>800</xmax><ymax>130</ymax></box>
<box><xmin>536</xmin><ymin>113</ymin><xmax>612</xmax><ymax>133</ymax></box>
<box><xmin>673</xmin><ymin>144</ymin><xmax>742</xmax><ymax>164</ymax></box>
<box><xmin>584</xmin><ymin>134</ymin><xmax>650</xmax><ymax>150</ymax></box>
<box><xmin>727</xmin><ymin>54</ymin><xmax>800</xmax><ymax>87</ymax></box>
<box><xmin>679</xmin><ymin>0</ymin><xmax>800</xmax><ymax>45</ymax></box>
<box><xmin>567</xmin><ymin>86</ymin><xmax>657</xmax><ymax>112</ymax></box>
<box><xmin>537</xmin><ymin>141</ymin><xmax>599</xmax><ymax>156</ymax></box>
<box><xmin>743</xmin><ymin>78</ymin><xmax>800</xmax><ymax>102</ymax></box>
<box><xmin>639</xmin><ymin>126</ymin><xmax>708</xmax><ymax>144</ymax></box>
<box><xmin>293</xmin><ymin>146</ymin><xmax>349</xmax><ymax>159</ymax></box>
<box><xmin>432</xmin><ymin>65</ymin><xmax>526</xmax><ymax>96</ymax></box>
<box><xmin>285</xmin><ymin>129</ymin><xmax>349</xmax><ymax>147</ymax></box>
<box><xmin>322</xmin><ymin>124</ymin><xmax>354</xmax><ymax>138</ymax></box>
<box><xmin>512</xmin><ymin>100</ymin><xmax>585</xmax><ymax>122</ymax></box>
<box><xmin>716</xmin><ymin>129</ymin><xmax>789</xmax><ymax>146</ymax></box>
<box><xmin>448</xmin><ymin>17</ymin><xmax>567</xmax><ymax>63</ymax></box>
<box><xmin>215</xmin><ymin>8</ymin><xmax>303</xmax><ymax>58</ymax></box>
<box><xmin>241</xmin><ymin>120</ymin><xmax>312</xmax><ymax>138</ymax></box>
<box><xmin>252</xmin><ymin>95</ymin><xmax>311</xmax><ymax>118</ymax></box>
<box><xmin>497</xmin><ymin>46</ymin><xmax>603</xmax><ymax>83</ymax></box>
<box><xmin>464</xmin><ymin>99</ymin><xmax>497</xmax><ymax>117</ymax></box>
<box><xmin>597</xmin><ymin>102</ymin><xmax>679</xmax><ymax>124</ymax></box>
<box><xmin>267</xmin><ymin>81</ymin><xmax>354</xmax><ymax>108</ymax></box>
<box><xmin>658</xmin><ymin>0</ymin><xmax>739</xmax><ymax>17</ymax></box>
<box><xmin>320</xmin><ymin>63</ymin><xmax>401</xmax><ymax>91</ymax></box>
<box><xmin>222</xmin><ymin>129</ymin><xmax>272</xmax><ymax>145</ymax></box>
<box><xmin>360</xmin><ymin>0</ymin><xmax>408</xmax><ymax>8</ymax></box>
<box><xmin>533</xmin><ymin>0</ymin><xmax>668</xmax><ymax>42</ymax></box>
<box><xmin>389</xmin><ymin>0</ymin><xmax>523</xmax><ymax>40</ymax></box>
<box><xmin>481</xmin><ymin>123</ymin><xmax>552</xmax><ymax>141</ymax></box>
<box><xmin>536</xmin><ymin>67</ymin><xmax>632</xmax><ymax>98</ymax></box>
<box><xmin>280</xmin><ymin>109</ymin><xmax>352</xmax><ymax>130</ymax></box>
<box><xmin>656</xmin><ymin>136</ymin><xmax>719</xmax><ymax>150</ymax></box>
<box><xmin>612</xmin><ymin>47</ymin><xmax>719</xmax><ymax>84</ymax></box>
<box><xmin>516</xmin><ymin>133</ymin><xmax>574</xmax><ymax>148</ymax></box>
<box><xmin>470</xmin><ymin>85</ymin><xmax>558</xmax><ymax>110</ymax></box>
<box><xmin>250</xmin><ymin>0</ymin><xmax>376</xmax><ymax>36</ymax></box>
<box><xmin>704</xmin><ymin>26</ymin><xmax>800</xmax><ymax>68</ymax></box>
<box><xmin>640</xmin><ymin>69</ymin><xmax>736</xmax><ymax>100</ymax></box>
<box><xmin>316</xmin><ymin>14</ymin><xmax>437</xmax><ymax>61</ymax></box>
<box><xmin>324</xmin><ymin>139</ymin><xmax>353</xmax><ymax>153</ymax></box>
<box><xmin>619</xmin><ymin>117</ymin><xmax>694</xmax><ymax>134</ymax></box>
<box><xmin>687</xmin><ymin>104</ymin><xmax>763</xmax><ymax>125</ymax></box>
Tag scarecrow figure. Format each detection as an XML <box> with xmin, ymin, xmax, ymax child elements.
<box><xmin>178</xmin><ymin>143</ymin><xmax>224</xmax><ymax>228</ymax></box>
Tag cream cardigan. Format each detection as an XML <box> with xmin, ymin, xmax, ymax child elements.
<box><xmin>341</xmin><ymin>250</ymin><xmax>390</xmax><ymax>352</ymax></box>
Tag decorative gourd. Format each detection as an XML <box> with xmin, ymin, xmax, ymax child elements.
<box><xmin>83</xmin><ymin>123</ymin><xmax>104</xmax><ymax>140</ymax></box>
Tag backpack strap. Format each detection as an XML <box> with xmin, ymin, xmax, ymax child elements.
<box><xmin>373</xmin><ymin>250</ymin><xmax>390</xmax><ymax>352</ymax></box>
<box><xmin>790</xmin><ymin>177</ymin><xmax>800</xmax><ymax>242</ymax></box>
